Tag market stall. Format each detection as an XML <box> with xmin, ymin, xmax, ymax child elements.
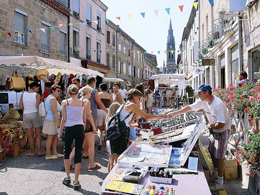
<box><xmin>101</xmin><ymin>115</ymin><xmax>211</xmax><ymax>195</ymax></box>
<box><xmin>149</xmin><ymin>74</ymin><xmax>187</xmax><ymax>108</ymax></box>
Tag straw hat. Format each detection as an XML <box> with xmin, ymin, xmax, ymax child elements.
<box><xmin>3</xmin><ymin>108</ymin><xmax>20</xmax><ymax>120</ymax></box>
<box><xmin>42</xmin><ymin>77</ymin><xmax>48</xmax><ymax>83</ymax></box>
<box><xmin>28</xmin><ymin>74</ymin><xmax>34</xmax><ymax>80</ymax></box>
<box><xmin>36</xmin><ymin>69</ymin><xmax>49</xmax><ymax>80</ymax></box>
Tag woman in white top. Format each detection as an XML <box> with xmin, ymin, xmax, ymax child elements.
<box><xmin>19</xmin><ymin>81</ymin><xmax>45</xmax><ymax>157</ymax></box>
<box><xmin>106</xmin><ymin>89</ymin><xmax>168</xmax><ymax>171</ymax></box>
<box><xmin>110</xmin><ymin>82</ymin><xmax>123</xmax><ymax>104</ymax></box>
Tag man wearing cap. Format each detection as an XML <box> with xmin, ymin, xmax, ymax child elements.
<box><xmin>168</xmin><ymin>84</ymin><xmax>231</xmax><ymax>191</ymax></box>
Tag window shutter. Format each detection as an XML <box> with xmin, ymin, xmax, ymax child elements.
<box><xmin>107</xmin><ymin>31</ymin><xmax>110</xmax><ymax>44</ymax></box>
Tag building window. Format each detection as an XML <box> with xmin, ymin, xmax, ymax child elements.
<box><xmin>138</xmin><ymin>68</ymin><xmax>140</xmax><ymax>78</ymax></box>
<box><xmin>119</xmin><ymin>44</ymin><xmax>121</xmax><ymax>52</ymax></box>
<box><xmin>107</xmin><ymin>31</ymin><xmax>110</xmax><ymax>44</ymax></box>
<box><xmin>118</xmin><ymin>60</ymin><xmax>121</xmax><ymax>73</ymax></box>
<box><xmin>112</xmin><ymin>55</ymin><xmax>115</xmax><ymax>70</ymax></box>
<box><xmin>41</xmin><ymin>23</ymin><xmax>49</xmax><ymax>52</ymax></box>
<box><xmin>97</xmin><ymin>11</ymin><xmax>101</xmax><ymax>30</ymax></box>
<box><xmin>141</xmin><ymin>54</ymin><xmax>143</xmax><ymax>63</ymax></box>
<box><xmin>252</xmin><ymin>49</ymin><xmax>260</xmax><ymax>83</ymax></box>
<box><xmin>133</xmin><ymin>66</ymin><xmax>136</xmax><ymax>77</ymax></box>
<box><xmin>14</xmin><ymin>11</ymin><xmax>26</xmax><ymax>45</ymax></box>
<box><xmin>96</xmin><ymin>41</ymin><xmax>101</xmax><ymax>63</ymax></box>
<box><xmin>59</xmin><ymin>31</ymin><xmax>66</xmax><ymax>56</ymax></box>
<box><xmin>231</xmin><ymin>44</ymin><xmax>239</xmax><ymax>84</ymax></box>
<box><xmin>137</xmin><ymin>53</ymin><xmax>139</xmax><ymax>61</ymax></box>
<box><xmin>128</xmin><ymin>64</ymin><xmax>131</xmax><ymax>76</ymax></box>
<box><xmin>73</xmin><ymin>0</ymin><xmax>79</xmax><ymax>18</ymax></box>
<box><xmin>73</xmin><ymin>29</ymin><xmax>79</xmax><ymax>56</ymax></box>
<box><xmin>169</xmin><ymin>52</ymin><xmax>171</xmax><ymax>58</ymax></box>
<box><xmin>123</xmin><ymin>62</ymin><xmax>126</xmax><ymax>74</ymax></box>
<box><xmin>128</xmin><ymin>50</ymin><xmax>130</xmax><ymax>56</ymax></box>
<box><xmin>133</xmin><ymin>49</ymin><xmax>135</xmax><ymax>59</ymax></box>
<box><xmin>86</xmin><ymin>3</ymin><xmax>91</xmax><ymax>22</ymax></box>
<box><xmin>124</xmin><ymin>46</ymin><xmax>126</xmax><ymax>54</ymax></box>
<box><xmin>86</xmin><ymin>36</ymin><xmax>91</xmax><ymax>59</ymax></box>
<box><xmin>112</xmin><ymin>35</ymin><xmax>115</xmax><ymax>46</ymax></box>
<box><xmin>106</xmin><ymin>53</ymin><xmax>109</xmax><ymax>67</ymax></box>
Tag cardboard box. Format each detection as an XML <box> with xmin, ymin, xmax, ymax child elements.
<box><xmin>224</xmin><ymin>160</ymin><xmax>238</xmax><ymax>180</ymax></box>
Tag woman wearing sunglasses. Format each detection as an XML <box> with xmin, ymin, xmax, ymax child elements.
<box><xmin>42</xmin><ymin>84</ymin><xmax>63</xmax><ymax>160</ymax></box>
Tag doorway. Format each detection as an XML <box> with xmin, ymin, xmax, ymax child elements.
<box><xmin>221</xmin><ymin>67</ymin><xmax>225</xmax><ymax>88</ymax></box>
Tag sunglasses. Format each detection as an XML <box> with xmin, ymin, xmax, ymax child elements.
<box><xmin>57</xmin><ymin>90</ymin><xmax>61</xmax><ymax>92</ymax></box>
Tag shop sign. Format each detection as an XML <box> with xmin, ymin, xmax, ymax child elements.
<box><xmin>202</xmin><ymin>59</ymin><xmax>215</xmax><ymax>66</ymax></box>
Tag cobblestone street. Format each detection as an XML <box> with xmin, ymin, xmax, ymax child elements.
<box><xmin>0</xmin><ymin>139</ymin><xmax>108</xmax><ymax>195</ymax></box>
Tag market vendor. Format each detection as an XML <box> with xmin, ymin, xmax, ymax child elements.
<box><xmin>168</xmin><ymin>84</ymin><xmax>231</xmax><ymax>192</ymax></box>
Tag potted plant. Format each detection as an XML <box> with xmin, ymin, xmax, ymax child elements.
<box><xmin>87</xmin><ymin>20</ymin><xmax>92</xmax><ymax>26</ymax></box>
<box><xmin>202</xmin><ymin>48</ymin><xmax>207</xmax><ymax>55</ymax></box>
<box><xmin>98</xmin><ymin>27</ymin><xmax>102</xmax><ymax>32</ymax></box>
<box><xmin>213</xmin><ymin>31</ymin><xmax>219</xmax><ymax>39</ymax></box>
<box><xmin>198</xmin><ymin>53</ymin><xmax>203</xmax><ymax>59</ymax></box>
<box><xmin>208</xmin><ymin>40</ymin><xmax>213</xmax><ymax>48</ymax></box>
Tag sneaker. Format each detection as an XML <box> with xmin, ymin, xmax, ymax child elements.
<box><xmin>73</xmin><ymin>181</ymin><xmax>81</xmax><ymax>191</ymax></box>
<box><xmin>209</xmin><ymin>182</ymin><xmax>225</xmax><ymax>191</ymax></box>
<box><xmin>62</xmin><ymin>176</ymin><xmax>71</xmax><ymax>186</ymax></box>
<box><xmin>209</xmin><ymin>173</ymin><xmax>218</xmax><ymax>182</ymax></box>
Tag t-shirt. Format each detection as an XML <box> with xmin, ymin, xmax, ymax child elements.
<box><xmin>236</xmin><ymin>79</ymin><xmax>255</xmax><ymax>88</ymax></box>
<box><xmin>119</xmin><ymin>88</ymin><xmax>128</xmax><ymax>99</ymax></box>
<box><xmin>190</xmin><ymin>96</ymin><xmax>231</xmax><ymax>132</ymax></box>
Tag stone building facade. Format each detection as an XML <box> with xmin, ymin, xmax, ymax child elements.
<box><xmin>106</xmin><ymin>20</ymin><xmax>151</xmax><ymax>87</ymax></box>
<box><xmin>0</xmin><ymin>0</ymin><xmax>69</xmax><ymax>62</ymax></box>
<box><xmin>144</xmin><ymin>53</ymin><xmax>158</xmax><ymax>83</ymax></box>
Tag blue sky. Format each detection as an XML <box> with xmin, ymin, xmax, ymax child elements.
<box><xmin>102</xmin><ymin>0</ymin><xmax>195</xmax><ymax>68</ymax></box>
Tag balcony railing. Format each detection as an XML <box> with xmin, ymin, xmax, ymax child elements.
<box><xmin>73</xmin><ymin>11</ymin><xmax>79</xmax><ymax>19</ymax></box>
<box><xmin>222</xmin><ymin>16</ymin><xmax>236</xmax><ymax>36</ymax></box>
<box><xmin>55</xmin><ymin>0</ymin><xmax>68</xmax><ymax>7</ymax></box>
<box><xmin>14</xmin><ymin>31</ymin><xmax>25</xmax><ymax>45</ymax></box>
<box><xmin>59</xmin><ymin>49</ymin><xmax>66</xmax><ymax>56</ymax></box>
<box><xmin>41</xmin><ymin>43</ymin><xmax>49</xmax><ymax>52</ymax></box>
<box><xmin>86</xmin><ymin>55</ymin><xmax>91</xmax><ymax>60</ymax></box>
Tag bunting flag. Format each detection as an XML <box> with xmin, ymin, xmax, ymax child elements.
<box><xmin>164</xmin><ymin>51</ymin><xmax>167</xmax><ymax>54</ymax></box>
<box><xmin>178</xmin><ymin>50</ymin><xmax>180</xmax><ymax>53</ymax></box>
<box><xmin>83</xmin><ymin>22</ymin><xmax>88</xmax><ymax>27</ymax></box>
<box><xmin>28</xmin><ymin>30</ymin><xmax>32</xmax><ymax>33</ymax></box>
<box><xmin>40</xmin><ymin>28</ymin><xmax>45</xmax><ymax>33</ymax></box>
<box><xmin>165</xmin><ymin>8</ymin><xmax>170</xmax><ymax>15</ymax></box>
<box><xmin>105</xmin><ymin>19</ymin><xmax>109</xmax><ymax>23</ymax></box>
<box><xmin>116</xmin><ymin>17</ymin><xmax>121</xmax><ymax>20</ymax></box>
<box><xmin>208</xmin><ymin>0</ymin><xmax>214</xmax><ymax>6</ymax></box>
<box><xmin>144</xmin><ymin>51</ymin><xmax>146</xmax><ymax>55</ymax></box>
<box><xmin>179</xmin><ymin>5</ymin><xmax>184</xmax><ymax>12</ymax></box>
<box><xmin>50</xmin><ymin>27</ymin><xmax>55</xmax><ymax>32</ymax></box>
<box><xmin>140</xmin><ymin>12</ymin><xmax>145</xmax><ymax>18</ymax></box>
<box><xmin>0</xmin><ymin>33</ymin><xmax>2</xmax><ymax>38</ymax></box>
<box><xmin>18</xmin><ymin>31</ymin><xmax>22</xmax><ymax>35</ymax></box>
<box><xmin>137</xmin><ymin>51</ymin><xmax>139</xmax><ymax>54</ymax></box>
<box><xmin>171</xmin><ymin>50</ymin><xmax>173</xmax><ymax>54</ymax></box>
<box><xmin>7</xmin><ymin>32</ymin><xmax>11</xmax><ymax>37</ymax></box>
<box><xmin>158</xmin><ymin>51</ymin><xmax>160</xmax><ymax>54</ymax></box>
<box><xmin>113</xmin><ymin>49</ymin><xmax>115</xmax><ymax>51</ymax></box>
<box><xmin>107</xmin><ymin>49</ymin><xmax>109</xmax><ymax>51</ymax></box>
<box><xmin>193</xmin><ymin>2</ymin><xmax>198</xmax><ymax>10</ymax></box>
<box><xmin>100</xmin><ymin>50</ymin><xmax>102</xmax><ymax>53</ymax></box>
<box><xmin>88</xmin><ymin>50</ymin><xmax>90</xmax><ymax>53</ymax></box>
<box><xmin>154</xmin><ymin>10</ymin><xmax>159</xmax><ymax>17</ymax></box>
<box><xmin>69</xmin><ymin>23</ymin><xmax>73</xmax><ymax>25</ymax></box>
<box><xmin>128</xmin><ymin>15</ymin><xmax>132</xmax><ymax>18</ymax></box>
<box><xmin>94</xmin><ymin>50</ymin><xmax>96</xmax><ymax>52</ymax></box>
<box><xmin>59</xmin><ymin>24</ymin><xmax>64</xmax><ymax>27</ymax></box>
<box><xmin>151</xmin><ymin>51</ymin><xmax>153</xmax><ymax>54</ymax></box>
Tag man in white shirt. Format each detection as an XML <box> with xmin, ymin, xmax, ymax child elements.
<box><xmin>118</xmin><ymin>85</ymin><xmax>128</xmax><ymax>102</ymax></box>
<box><xmin>168</xmin><ymin>84</ymin><xmax>231</xmax><ymax>192</ymax></box>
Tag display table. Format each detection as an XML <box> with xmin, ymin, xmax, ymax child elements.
<box><xmin>100</xmin><ymin>155</ymin><xmax>211</xmax><ymax>195</ymax></box>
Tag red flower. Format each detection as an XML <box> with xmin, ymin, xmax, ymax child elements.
<box><xmin>240</xmin><ymin>97</ymin><xmax>244</xmax><ymax>100</ymax></box>
<box><xmin>247</xmin><ymin>140</ymin><xmax>250</xmax><ymax>144</ymax></box>
<box><xmin>249</xmin><ymin>116</ymin><xmax>253</xmax><ymax>121</ymax></box>
<box><xmin>234</xmin><ymin>158</ymin><xmax>237</xmax><ymax>161</ymax></box>
<box><xmin>243</xmin><ymin>131</ymin><xmax>246</xmax><ymax>135</ymax></box>
<box><xmin>235</xmin><ymin>140</ymin><xmax>239</xmax><ymax>145</ymax></box>
<box><xmin>244</xmin><ymin>106</ymin><xmax>250</xmax><ymax>112</ymax></box>
<box><xmin>253</xmin><ymin>128</ymin><xmax>258</xmax><ymax>133</ymax></box>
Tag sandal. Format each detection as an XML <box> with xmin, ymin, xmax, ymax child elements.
<box><xmin>97</xmin><ymin>145</ymin><xmax>102</xmax><ymax>150</ymax></box>
<box><xmin>25</xmin><ymin>153</ymin><xmax>35</xmax><ymax>157</ymax></box>
<box><xmin>61</xmin><ymin>165</ymin><xmax>75</xmax><ymax>170</ymax></box>
<box><xmin>88</xmin><ymin>163</ymin><xmax>101</xmax><ymax>170</ymax></box>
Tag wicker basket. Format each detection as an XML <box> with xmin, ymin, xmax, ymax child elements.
<box><xmin>3</xmin><ymin>108</ymin><xmax>20</xmax><ymax>121</ymax></box>
<box><xmin>36</xmin><ymin>69</ymin><xmax>49</xmax><ymax>80</ymax></box>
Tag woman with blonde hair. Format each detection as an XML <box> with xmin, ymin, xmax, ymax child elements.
<box><xmin>80</xmin><ymin>85</ymin><xmax>101</xmax><ymax>170</ymax></box>
<box><xmin>58</xmin><ymin>84</ymin><xmax>86</xmax><ymax>190</ymax></box>
<box><xmin>105</xmin><ymin>102</ymin><xmax>121</xmax><ymax>172</ymax></box>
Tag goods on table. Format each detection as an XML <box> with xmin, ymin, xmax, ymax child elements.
<box><xmin>2</xmin><ymin>108</ymin><xmax>20</xmax><ymax>122</ymax></box>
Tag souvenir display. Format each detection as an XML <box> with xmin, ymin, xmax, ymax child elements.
<box><xmin>118</xmin><ymin>142</ymin><xmax>172</xmax><ymax>167</ymax></box>
<box><xmin>144</xmin><ymin>185</ymin><xmax>175</xmax><ymax>195</ymax></box>
<box><xmin>105</xmin><ymin>181</ymin><xmax>144</xmax><ymax>195</ymax></box>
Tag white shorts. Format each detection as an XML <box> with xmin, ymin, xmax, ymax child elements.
<box><xmin>96</xmin><ymin>109</ymin><xmax>107</xmax><ymax>127</ymax></box>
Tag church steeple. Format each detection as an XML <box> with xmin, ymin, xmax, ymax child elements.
<box><xmin>166</xmin><ymin>19</ymin><xmax>176</xmax><ymax>74</ymax></box>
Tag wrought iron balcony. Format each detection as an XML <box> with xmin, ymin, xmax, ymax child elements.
<box><xmin>86</xmin><ymin>55</ymin><xmax>91</xmax><ymax>60</ymax></box>
<box><xmin>41</xmin><ymin>43</ymin><xmax>49</xmax><ymax>52</ymax></box>
<box><xmin>14</xmin><ymin>31</ymin><xmax>25</xmax><ymax>45</ymax></box>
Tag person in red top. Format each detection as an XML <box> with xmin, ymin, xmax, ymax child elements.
<box><xmin>41</xmin><ymin>82</ymin><xmax>61</xmax><ymax>103</ymax></box>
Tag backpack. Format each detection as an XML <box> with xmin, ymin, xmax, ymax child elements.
<box><xmin>106</xmin><ymin>103</ymin><xmax>132</xmax><ymax>141</ymax></box>
<box><xmin>39</xmin><ymin>99</ymin><xmax>51</xmax><ymax>117</ymax></box>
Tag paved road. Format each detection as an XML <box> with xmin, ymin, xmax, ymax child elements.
<box><xmin>0</xmin><ymin>139</ymin><xmax>108</xmax><ymax>195</ymax></box>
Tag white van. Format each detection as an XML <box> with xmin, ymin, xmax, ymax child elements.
<box><xmin>0</xmin><ymin>91</ymin><xmax>23</xmax><ymax>114</ymax></box>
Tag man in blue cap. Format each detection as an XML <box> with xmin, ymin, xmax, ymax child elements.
<box><xmin>168</xmin><ymin>83</ymin><xmax>231</xmax><ymax>192</ymax></box>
